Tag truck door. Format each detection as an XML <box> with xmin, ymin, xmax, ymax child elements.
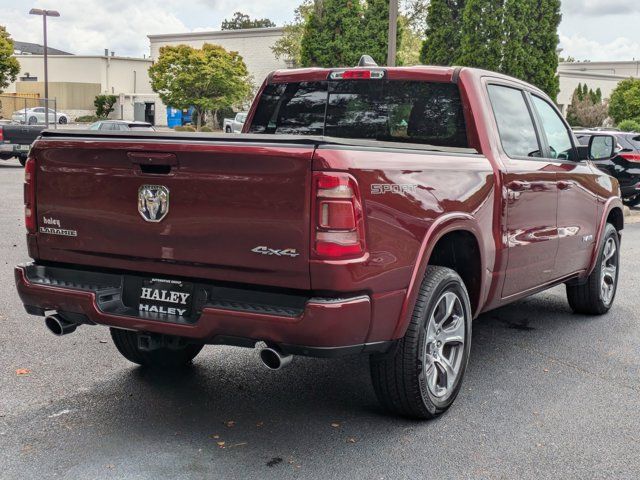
<box><xmin>486</xmin><ymin>83</ymin><xmax>560</xmax><ymax>298</ymax></box>
<box><xmin>528</xmin><ymin>95</ymin><xmax>598</xmax><ymax>276</ymax></box>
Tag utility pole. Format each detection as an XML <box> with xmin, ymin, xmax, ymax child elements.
<box><xmin>29</xmin><ymin>8</ymin><xmax>60</xmax><ymax>128</ymax></box>
<box><xmin>386</xmin><ymin>0</ymin><xmax>398</xmax><ymax>66</ymax></box>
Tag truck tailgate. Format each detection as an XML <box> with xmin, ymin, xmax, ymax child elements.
<box><xmin>32</xmin><ymin>136</ymin><xmax>313</xmax><ymax>289</ymax></box>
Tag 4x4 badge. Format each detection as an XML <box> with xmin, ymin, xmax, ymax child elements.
<box><xmin>138</xmin><ymin>185</ymin><xmax>169</xmax><ymax>222</ymax></box>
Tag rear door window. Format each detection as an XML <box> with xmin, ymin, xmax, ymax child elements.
<box><xmin>487</xmin><ymin>84</ymin><xmax>541</xmax><ymax>158</ymax></box>
<box><xmin>249</xmin><ymin>79</ymin><xmax>468</xmax><ymax>147</ymax></box>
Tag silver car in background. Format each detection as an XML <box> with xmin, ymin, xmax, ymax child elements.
<box><xmin>223</xmin><ymin>112</ymin><xmax>247</xmax><ymax>133</ymax></box>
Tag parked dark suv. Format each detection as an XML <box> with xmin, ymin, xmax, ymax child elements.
<box><xmin>575</xmin><ymin>130</ymin><xmax>640</xmax><ymax>206</ymax></box>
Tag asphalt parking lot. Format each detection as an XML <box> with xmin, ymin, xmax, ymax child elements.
<box><xmin>0</xmin><ymin>157</ymin><xmax>639</xmax><ymax>479</ymax></box>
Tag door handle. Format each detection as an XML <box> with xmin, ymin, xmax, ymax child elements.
<box><xmin>508</xmin><ymin>180</ymin><xmax>531</xmax><ymax>192</ymax></box>
<box><xmin>127</xmin><ymin>152</ymin><xmax>177</xmax><ymax>166</ymax></box>
<box><xmin>557</xmin><ymin>180</ymin><xmax>573</xmax><ymax>190</ymax></box>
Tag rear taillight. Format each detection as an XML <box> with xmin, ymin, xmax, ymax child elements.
<box><xmin>620</xmin><ymin>152</ymin><xmax>640</xmax><ymax>163</ymax></box>
<box><xmin>312</xmin><ymin>172</ymin><xmax>365</xmax><ymax>259</ymax></box>
<box><xmin>24</xmin><ymin>157</ymin><xmax>36</xmax><ymax>233</ymax></box>
<box><xmin>0</xmin><ymin>126</ymin><xmax>4</xmax><ymax>142</ymax></box>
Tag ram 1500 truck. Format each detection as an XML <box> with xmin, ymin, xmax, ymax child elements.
<box><xmin>15</xmin><ymin>65</ymin><xmax>623</xmax><ymax>419</ymax></box>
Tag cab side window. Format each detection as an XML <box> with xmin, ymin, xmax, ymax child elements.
<box><xmin>531</xmin><ymin>96</ymin><xmax>576</xmax><ymax>160</ymax></box>
<box><xmin>487</xmin><ymin>85</ymin><xmax>541</xmax><ymax>158</ymax></box>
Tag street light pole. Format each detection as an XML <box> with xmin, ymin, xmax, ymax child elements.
<box><xmin>387</xmin><ymin>0</ymin><xmax>398</xmax><ymax>67</ymax></box>
<box><xmin>29</xmin><ymin>8</ymin><xmax>60</xmax><ymax>129</ymax></box>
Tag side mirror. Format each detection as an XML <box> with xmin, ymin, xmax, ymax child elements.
<box><xmin>588</xmin><ymin>135</ymin><xmax>616</xmax><ymax>160</ymax></box>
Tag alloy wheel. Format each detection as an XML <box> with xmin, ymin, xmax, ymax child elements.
<box><xmin>423</xmin><ymin>290</ymin><xmax>466</xmax><ymax>399</ymax></box>
<box><xmin>600</xmin><ymin>237</ymin><xmax>618</xmax><ymax>306</ymax></box>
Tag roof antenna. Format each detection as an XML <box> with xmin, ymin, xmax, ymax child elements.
<box><xmin>358</xmin><ymin>55</ymin><xmax>378</xmax><ymax>67</ymax></box>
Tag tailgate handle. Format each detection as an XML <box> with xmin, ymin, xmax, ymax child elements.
<box><xmin>127</xmin><ymin>152</ymin><xmax>177</xmax><ymax>166</ymax></box>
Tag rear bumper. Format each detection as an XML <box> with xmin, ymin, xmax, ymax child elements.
<box><xmin>15</xmin><ymin>263</ymin><xmax>396</xmax><ymax>357</ymax></box>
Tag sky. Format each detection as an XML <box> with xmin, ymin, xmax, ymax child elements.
<box><xmin>2</xmin><ymin>0</ymin><xmax>640</xmax><ymax>61</ymax></box>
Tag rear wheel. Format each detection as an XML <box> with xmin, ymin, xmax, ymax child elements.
<box><xmin>370</xmin><ymin>266</ymin><xmax>472</xmax><ymax>419</ymax></box>
<box><xmin>18</xmin><ymin>156</ymin><xmax>26</xmax><ymax>167</ymax></box>
<box><xmin>110</xmin><ymin>328</ymin><xmax>203</xmax><ymax>368</ymax></box>
<box><xmin>566</xmin><ymin>223</ymin><xmax>620</xmax><ymax>315</ymax></box>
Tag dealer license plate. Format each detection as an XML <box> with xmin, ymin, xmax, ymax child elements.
<box><xmin>138</xmin><ymin>278</ymin><xmax>194</xmax><ymax>318</ymax></box>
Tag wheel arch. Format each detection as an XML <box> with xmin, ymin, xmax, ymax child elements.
<box><xmin>392</xmin><ymin>213</ymin><xmax>488</xmax><ymax>339</ymax></box>
<box><xmin>587</xmin><ymin>197</ymin><xmax>624</xmax><ymax>276</ymax></box>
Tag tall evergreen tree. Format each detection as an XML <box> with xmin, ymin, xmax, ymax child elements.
<box><xmin>503</xmin><ymin>0</ymin><xmax>561</xmax><ymax>100</ymax></box>
<box><xmin>456</xmin><ymin>0</ymin><xmax>504</xmax><ymax>70</ymax></box>
<box><xmin>362</xmin><ymin>0</ymin><xmax>402</xmax><ymax>66</ymax></box>
<box><xmin>300</xmin><ymin>0</ymin><xmax>365</xmax><ymax>67</ymax></box>
<box><xmin>420</xmin><ymin>0</ymin><xmax>466</xmax><ymax>65</ymax></box>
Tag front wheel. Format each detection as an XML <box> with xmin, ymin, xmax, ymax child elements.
<box><xmin>566</xmin><ymin>223</ymin><xmax>620</xmax><ymax>315</ymax></box>
<box><xmin>110</xmin><ymin>328</ymin><xmax>203</xmax><ymax>368</ymax></box>
<box><xmin>58</xmin><ymin>116</ymin><xmax>68</xmax><ymax>124</ymax></box>
<box><xmin>370</xmin><ymin>266</ymin><xmax>472</xmax><ymax>419</ymax></box>
<box><xmin>28</xmin><ymin>116</ymin><xmax>37</xmax><ymax>125</ymax></box>
<box><xmin>18</xmin><ymin>156</ymin><xmax>27</xmax><ymax>167</ymax></box>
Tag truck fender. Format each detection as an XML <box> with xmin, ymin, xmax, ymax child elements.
<box><xmin>586</xmin><ymin>197</ymin><xmax>624</xmax><ymax>276</ymax></box>
<box><xmin>391</xmin><ymin>212</ymin><xmax>487</xmax><ymax>340</ymax></box>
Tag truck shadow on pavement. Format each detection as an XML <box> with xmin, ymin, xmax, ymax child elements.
<box><xmin>7</xmin><ymin>289</ymin><xmax>627</xmax><ymax>477</ymax></box>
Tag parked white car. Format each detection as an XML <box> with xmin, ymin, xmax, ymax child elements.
<box><xmin>11</xmin><ymin>107</ymin><xmax>70</xmax><ymax>125</ymax></box>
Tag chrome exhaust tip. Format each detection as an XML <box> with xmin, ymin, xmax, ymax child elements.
<box><xmin>44</xmin><ymin>314</ymin><xmax>77</xmax><ymax>336</ymax></box>
<box><xmin>258</xmin><ymin>346</ymin><xmax>292</xmax><ymax>370</ymax></box>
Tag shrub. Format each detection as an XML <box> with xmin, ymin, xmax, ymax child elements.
<box><xmin>75</xmin><ymin>115</ymin><xmax>99</xmax><ymax>123</ymax></box>
<box><xmin>617</xmin><ymin>119</ymin><xmax>640</xmax><ymax>132</ymax></box>
<box><xmin>199</xmin><ymin>126</ymin><xmax>213</xmax><ymax>132</ymax></box>
<box><xmin>94</xmin><ymin>94</ymin><xmax>117</xmax><ymax>118</ymax></box>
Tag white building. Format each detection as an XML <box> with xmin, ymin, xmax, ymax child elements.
<box><xmin>4</xmin><ymin>52</ymin><xmax>164</xmax><ymax>124</ymax></box>
<box><xmin>557</xmin><ymin>61</ymin><xmax>640</xmax><ymax>115</ymax></box>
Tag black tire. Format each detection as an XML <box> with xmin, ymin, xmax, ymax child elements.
<box><xmin>225</xmin><ymin>126</ymin><xmax>232</xmax><ymax>133</ymax></box>
<box><xmin>566</xmin><ymin>223</ymin><xmax>620</xmax><ymax>315</ymax></box>
<box><xmin>370</xmin><ymin>266</ymin><xmax>472</xmax><ymax>419</ymax></box>
<box><xmin>58</xmin><ymin>116</ymin><xmax>68</xmax><ymax>124</ymax></box>
<box><xmin>623</xmin><ymin>195</ymin><xmax>640</xmax><ymax>208</ymax></box>
<box><xmin>28</xmin><ymin>116</ymin><xmax>37</xmax><ymax>125</ymax></box>
<box><xmin>110</xmin><ymin>328</ymin><xmax>203</xmax><ymax>368</ymax></box>
<box><xmin>18</xmin><ymin>156</ymin><xmax>27</xmax><ymax>167</ymax></box>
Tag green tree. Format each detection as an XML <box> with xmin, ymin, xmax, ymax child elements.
<box><xmin>149</xmin><ymin>44</ymin><xmax>252</xmax><ymax>129</ymax></box>
<box><xmin>609</xmin><ymin>78</ymin><xmax>640</xmax><ymax>125</ymax></box>
<box><xmin>502</xmin><ymin>0</ymin><xmax>561</xmax><ymax>99</ymax></box>
<box><xmin>420</xmin><ymin>0</ymin><xmax>466</xmax><ymax>65</ymax></box>
<box><xmin>456</xmin><ymin>0</ymin><xmax>503</xmax><ymax>71</ymax></box>
<box><xmin>300</xmin><ymin>0</ymin><xmax>365</xmax><ymax>67</ymax></box>
<box><xmin>221</xmin><ymin>12</ymin><xmax>276</xmax><ymax>30</ymax></box>
<box><xmin>272</xmin><ymin>0</ymin><xmax>314</xmax><ymax>66</ymax></box>
<box><xmin>94</xmin><ymin>94</ymin><xmax>117</xmax><ymax>118</ymax></box>
<box><xmin>362</xmin><ymin>0</ymin><xmax>402</xmax><ymax>66</ymax></box>
<box><xmin>0</xmin><ymin>26</ymin><xmax>20</xmax><ymax>93</ymax></box>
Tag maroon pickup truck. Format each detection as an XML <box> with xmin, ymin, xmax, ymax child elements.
<box><xmin>15</xmin><ymin>65</ymin><xmax>623</xmax><ymax>419</ymax></box>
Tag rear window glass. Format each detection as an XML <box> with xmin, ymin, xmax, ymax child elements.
<box><xmin>249</xmin><ymin>80</ymin><xmax>468</xmax><ymax>148</ymax></box>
